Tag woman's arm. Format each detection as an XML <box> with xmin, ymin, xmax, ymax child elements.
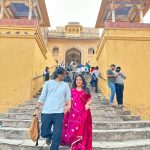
<box><xmin>85</xmin><ymin>99</ymin><xmax>92</xmax><ymax>110</ymax></box>
<box><xmin>87</xmin><ymin>99</ymin><xmax>92</xmax><ymax>105</ymax></box>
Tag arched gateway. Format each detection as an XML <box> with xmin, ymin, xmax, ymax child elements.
<box><xmin>65</xmin><ymin>48</ymin><xmax>81</xmax><ymax>66</ymax></box>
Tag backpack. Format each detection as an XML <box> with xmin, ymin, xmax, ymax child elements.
<box><xmin>29</xmin><ymin>116</ymin><xmax>40</xmax><ymax>146</ymax></box>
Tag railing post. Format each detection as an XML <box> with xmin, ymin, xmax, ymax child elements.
<box><xmin>0</xmin><ymin>0</ymin><xmax>5</xmax><ymax>19</ymax></box>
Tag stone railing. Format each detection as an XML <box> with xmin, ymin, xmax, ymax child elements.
<box><xmin>48</xmin><ymin>32</ymin><xmax>100</xmax><ymax>39</ymax></box>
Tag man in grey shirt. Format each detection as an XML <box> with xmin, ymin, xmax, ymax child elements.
<box><xmin>34</xmin><ymin>67</ymin><xmax>71</xmax><ymax>150</ymax></box>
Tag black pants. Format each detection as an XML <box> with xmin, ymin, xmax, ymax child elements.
<box><xmin>115</xmin><ymin>83</ymin><xmax>124</xmax><ymax>105</ymax></box>
<box><xmin>95</xmin><ymin>78</ymin><xmax>98</xmax><ymax>93</ymax></box>
<box><xmin>41</xmin><ymin>113</ymin><xmax>64</xmax><ymax>150</ymax></box>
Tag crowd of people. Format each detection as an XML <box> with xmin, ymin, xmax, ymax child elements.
<box><xmin>35</xmin><ymin>62</ymin><xmax>126</xmax><ymax>150</ymax></box>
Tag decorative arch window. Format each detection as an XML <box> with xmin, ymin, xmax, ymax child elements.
<box><xmin>72</xmin><ymin>28</ymin><xmax>76</xmax><ymax>33</ymax></box>
<box><xmin>88</xmin><ymin>48</ymin><xmax>95</xmax><ymax>55</ymax></box>
<box><xmin>76</xmin><ymin>28</ymin><xmax>79</xmax><ymax>34</ymax></box>
<box><xmin>52</xmin><ymin>47</ymin><xmax>59</xmax><ymax>55</ymax></box>
<box><xmin>68</xmin><ymin>28</ymin><xmax>71</xmax><ymax>33</ymax></box>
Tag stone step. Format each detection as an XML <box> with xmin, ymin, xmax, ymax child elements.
<box><xmin>1</xmin><ymin>119</ymin><xmax>150</xmax><ymax>129</ymax></box>
<box><xmin>0</xmin><ymin>127</ymin><xmax>150</xmax><ymax>142</ymax></box>
<box><xmin>19</xmin><ymin>100</ymin><xmax>108</xmax><ymax>107</ymax></box>
<box><xmin>23</xmin><ymin>94</ymin><xmax>103</xmax><ymax>104</ymax></box>
<box><xmin>1</xmin><ymin>138</ymin><xmax>150</xmax><ymax>150</ymax></box>
<box><xmin>93</xmin><ymin>128</ymin><xmax>150</xmax><ymax>141</ymax></box>
<box><xmin>91</xmin><ymin>109</ymin><xmax>131</xmax><ymax>115</ymax></box>
<box><xmin>8</xmin><ymin>108</ymin><xmax>131</xmax><ymax>116</ymax></box>
<box><xmin>93</xmin><ymin>120</ymin><xmax>150</xmax><ymax>129</ymax></box>
<box><xmin>93</xmin><ymin>115</ymin><xmax>141</xmax><ymax>121</ymax></box>
<box><xmin>8</xmin><ymin>104</ymin><xmax>128</xmax><ymax>112</ymax></box>
<box><xmin>0</xmin><ymin>113</ymin><xmax>140</xmax><ymax>121</ymax></box>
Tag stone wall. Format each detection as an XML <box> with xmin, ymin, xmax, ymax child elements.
<box><xmin>96</xmin><ymin>23</ymin><xmax>150</xmax><ymax>119</ymax></box>
<box><xmin>0</xmin><ymin>19</ymin><xmax>57</xmax><ymax>113</ymax></box>
<box><xmin>48</xmin><ymin>38</ymin><xmax>99</xmax><ymax>66</ymax></box>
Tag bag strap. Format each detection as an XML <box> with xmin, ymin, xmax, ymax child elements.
<box><xmin>35</xmin><ymin>118</ymin><xmax>40</xmax><ymax>146</ymax></box>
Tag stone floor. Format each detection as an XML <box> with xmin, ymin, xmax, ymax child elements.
<box><xmin>0</xmin><ymin>81</ymin><xmax>150</xmax><ymax>149</ymax></box>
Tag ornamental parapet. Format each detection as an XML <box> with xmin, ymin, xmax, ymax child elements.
<box><xmin>48</xmin><ymin>31</ymin><xmax>100</xmax><ymax>39</ymax></box>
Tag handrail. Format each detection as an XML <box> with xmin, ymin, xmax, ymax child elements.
<box><xmin>33</xmin><ymin>74</ymin><xmax>43</xmax><ymax>80</ymax></box>
<box><xmin>100</xmin><ymin>76</ymin><xmax>107</xmax><ymax>81</ymax></box>
<box><xmin>33</xmin><ymin>65</ymin><xmax>58</xmax><ymax>80</ymax></box>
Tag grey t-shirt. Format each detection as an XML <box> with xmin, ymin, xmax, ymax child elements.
<box><xmin>107</xmin><ymin>69</ymin><xmax>116</xmax><ymax>83</ymax></box>
<box><xmin>115</xmin><ymin>72</ymin><xmax>126</xmax><ymax>85</ymax></box>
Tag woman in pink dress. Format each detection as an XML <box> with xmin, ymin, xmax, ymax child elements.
<box><xmin>61</xmin><ymin>75</ymin><xmax>92</xmax><ymax>150</ymax></box>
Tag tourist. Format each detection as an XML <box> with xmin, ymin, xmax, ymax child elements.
<box><xmin>60</xmin><ymin>61</ymin><xmax>65</xmax><ymax>68</ymax></box>
<box><xmin>70</xmin><ymin>61</ymin><xmax>74</xmax><ymax>71</ymax></box>
<box><xmin>85</xmin><ymin>62</ymin><xmax>91</xmax><ymax>74</ymax></box>
<box><xmin>43</xmin><ymin>67</ymin><xmax>50</xmax><ymax>81</ymax></box>
<box><xmin>90</xmin><ymin>67</ymin><xmax>95</xmax><ymax>74</ymax></box>
<box><xmin>76</xmin><ymin>67</ymin><xmax>82</xmax><ymax>75</ymax></box>
<box><xmin>115</xmin><ymin>66</ymin><xmax>126</xmax><ymax>108</ymax></box>
<box><xmin>106</xmin><ymin>64</ymin><xmax>117</xmax><ymax>106</ymax></box>
<box><xmin>92</xmin><ymin>66</ymin><xmax>101</xmax><ymax>93</ymax></box>
<box><xmin>72</xmin><ymin>62</ymin><xmax>77</xmax><ymax>79</ymax></box>
<box><xmin>34</xmin><ymin>67</ymin><xmax>71</xmax><ymax>150</ymax></box>
<box><xmin>61</xmin><ymin>75</ymin><xmax>92</xmax><ymax>150</ymax></box>
<box><xmin>81</xmin><ymin>65</ymin><xmax>86</xmax><ymax>76</ymax></box>
<box><xmin>77</xmin><ymin>63</ymin><xmax>83</xmax><ymax>69</ymax></box>
<box><xmin>64</xmin><ymin>71</ymin><xmax>72</xmax><ymax>87</ymax></box>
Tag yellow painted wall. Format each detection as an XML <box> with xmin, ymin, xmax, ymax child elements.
<box><xmin>0</xmin><ymin>37</ymin><xmax>34</xmax><ymax>112</ymax></box>
<box><xmin>96</xmin><ymin>29</ymin><xmax>150</xmax><ymax>119</ymax></box>
<box><xmin>0</xmin><ymin>27</ymin><xmax>57</xmax><ymax>113</ymax></box>
<box><xmin>31</xmin><ymin>41</ymin><xmax>57</xmax><ymax>97</ymax></box>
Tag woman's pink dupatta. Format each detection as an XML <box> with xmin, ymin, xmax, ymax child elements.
<box><xmin>61</xmin><ymin>89</ymin><xmax>92</xmax><ymax>150</ymax></box>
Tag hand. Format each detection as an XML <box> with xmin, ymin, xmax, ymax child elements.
<box><xmin>33</xmin><ymin>108</ymin><xmax>40</xmax><ymax>118</ymax></box>
<box><xmin>85</xmin><ymin>104</ymin><xmax>90</xmax><ymax>110</ymax></box>
<box><xmin>64</xmin><ymin>106</ymin><xmax>70</xmax><ymax>114</ymax></box>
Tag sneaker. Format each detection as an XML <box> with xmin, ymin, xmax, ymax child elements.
<box><xmin>118</xmin><ymin>105</ymin><xmax>123</xmax><ymax>109</ymax></box>
<box><xmin>46</xmin><ymin>137</ymin><xmax>52</xmax><ymax>145</ymax></box>
<box><xmin>110</xmin><ymin>103</ymin><xmax>115</xmax><ymax>107</ymax></box>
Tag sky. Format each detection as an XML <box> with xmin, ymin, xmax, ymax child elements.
<box><xmin>45</xmin><ymin>0</ymin><xmax>150</xmax><ymax>29</ymax></box>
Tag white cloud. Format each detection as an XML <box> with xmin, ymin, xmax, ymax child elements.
<box><xmin>45</xmin><ymin>0</ymin><xmax>102</xmax><ymax>29</ymax></box>
<box><xmin>45</xmin><ymin>0</ymin><xmax>150</xmax><ymax>29</ymax></box>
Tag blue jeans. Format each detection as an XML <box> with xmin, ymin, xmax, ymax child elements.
<box><xmin>41</xmin><ymin>113</ymin><xmax>64</xmax><ymax>150</ymax></box>
<box><xmin>108</xmin><ymin>82</ymin><xmax>116</xmax><ymax>104</ymax></box>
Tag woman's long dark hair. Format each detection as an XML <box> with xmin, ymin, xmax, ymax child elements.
<box><xmin>72</xmin><ymin>75</ymin><xmax>90</xmax><ymax>94</ymax></box>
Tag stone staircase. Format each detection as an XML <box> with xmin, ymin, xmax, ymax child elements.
<box><xmin>0</xmin><ymin>86</ymin><xmax>150</xmax><ymax>149</ymax></box>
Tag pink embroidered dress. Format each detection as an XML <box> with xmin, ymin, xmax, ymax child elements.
<box><xmin>61</xmin><ymin>88</ymin><xmax>92</xmax><ymax>150</ymax></box>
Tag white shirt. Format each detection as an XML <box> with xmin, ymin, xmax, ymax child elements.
<box><xmin>81</xmin><ymin>66</ymin><xmax>86</xmax><ymax>72</ymax></box>
<box><xmin>93</xmin><ymin>70</ymin><xmax>100</xmax><ymax>78</ymax></box>
<box><xmin>76</xmin><ymin>68</ymin><xmax>81</xmax><ymax>74</ymax></box>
